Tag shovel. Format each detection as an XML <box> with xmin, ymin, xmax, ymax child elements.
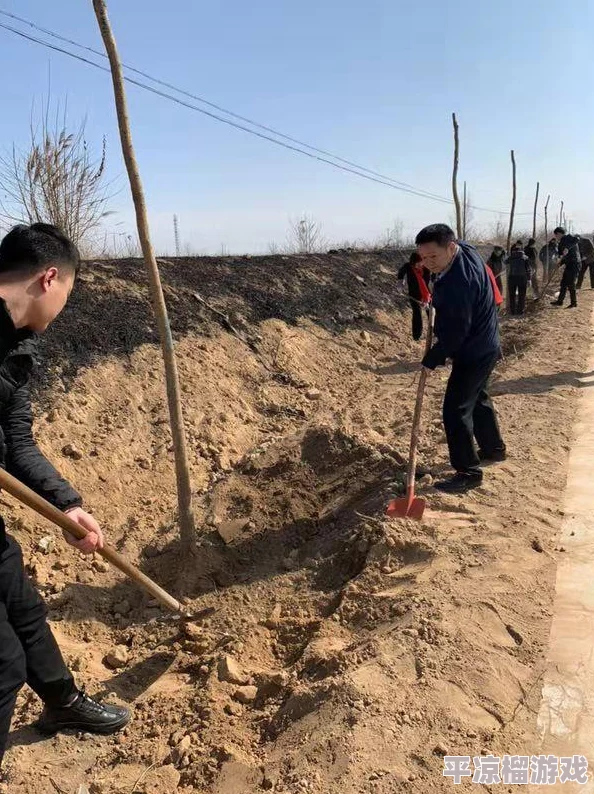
<box><xmin>386</xmin><ymin>306</ymin><xmax>434</xmax><ymax>520</ymax></box>
<box><xmin>0</xmin><ymin>467</ymin><xmax>189</xmax><ymax>617</ymax></box>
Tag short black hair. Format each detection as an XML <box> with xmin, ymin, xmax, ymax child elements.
<box><xmin>527</xmin><ymin>238</ymin><xmax>536</xmax><ymax>246</ymax></box>
<box><xmin>554</xmin><ymin>226</ymin><xmax>566</xmax><ymax>235</ymax></box>
<box><xmin>415</xmin><ymin>224</ymin><xmax>456</xmax><ymax>247</ymax></box>
<box><xmin>409</xmin><ymin>251</ymin><xmax>422</xmax><ymax>264</ymax></box>
<box><xmin>0</xmin><ymin>223</ymin><xmax>80</xmax><ymax>278</ymax></box>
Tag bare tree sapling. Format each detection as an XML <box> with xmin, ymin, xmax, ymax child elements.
<box><xmin>92</xmin><ymin>0</ymin><xmax>196</xmax><ymax>553</ymax></box>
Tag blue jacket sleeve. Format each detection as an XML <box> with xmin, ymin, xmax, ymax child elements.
<box><xmin>422</xmin><ymin>341</ymin><xmax>448</xmax><ymax>370</ymax></box>
<box><xmin>0</xmin><ymin>384</ymin><xmax>82</xmax><ymax>511</ymax></box>
<box><xmin>422</xmin><ymin>284</ymin><xmax>474</xmax><ymax>369</ymax></box>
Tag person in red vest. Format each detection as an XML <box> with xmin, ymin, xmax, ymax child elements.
<box><xmin>397</xmin><ymin>252</ymin><xmax>431</xmax><ymax>340</ymax></box>
<box><xmin>485</xmin><ymin>262</ymin><xmax>504</xmax><ymax>308</ymax></box>
<box><xmin>486</xmin><ymin>245</ymin><xmax>505</xmax><ymax>295</ymax></box>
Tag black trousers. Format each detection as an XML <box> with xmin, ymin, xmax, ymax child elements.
<box><xmin>409</xmin><ymin>299</ymin><xmax>423</xmax><ymax>341</ymax></box>
<box><xmin>0</xmin><ymin>530</ymin><xmax>75</xmax><ymax>764</ymax></box>
<box><xmin>577</xmin><ymin>260</ymin><xmax>594</xmax><ymax>289</ymax></box>
<box><xmin>443</xmin><ymin>352</ymin><xmax>504</xmax><ymax>476</ymax></box>
<box><xmin>508</xmin><ymin>275</ymin><xmax>528</xmax><ymax>315</ymax></box>
<box><xmin>558</xmin><ymin>267</ymin><xmax>578</xmax><ymax>306</ymax></box>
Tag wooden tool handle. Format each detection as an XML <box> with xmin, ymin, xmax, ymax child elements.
<box><xmin>406</xmin><ymin>307</ymin><xmax>435</xmax><ymax>495</ymax></box>
<box><xmin>0</xmin><ymin>467</ymin><xmax>184</xmax><ymax>615</ymax></box>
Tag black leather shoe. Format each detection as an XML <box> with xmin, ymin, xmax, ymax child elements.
<box><xmin>37</xmin><ymin>690</ymin><xmax>130</xmax><ymax>736</ymax></box>
<box><xmin>550</xmin><ymin>300</ymin><xmax>562</xmax><ymax>306</ymax></box>
<box><xmin>434</xmin><ymin>472</ymin><xmax>483</xmax><ymax>494</ymax></box>
<box><xmin>478</xmin><ymin>447</ymin><xmax>507</xmax><ymax>463</ymax></box>
<box><xmin>567</xmin><ymin>304</ymin><xmax>578</xmax><ymax>308</ymax></box>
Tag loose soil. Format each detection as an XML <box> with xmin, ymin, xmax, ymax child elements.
<box><xmin>1</xmin><ymin>252</ymin><xmax>591</xmax><ymax>794</ymax></box>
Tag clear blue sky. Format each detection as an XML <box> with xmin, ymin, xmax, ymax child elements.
<box><xmin>1</xmin><ymin>0</ymin><xmax>593</xmax><ymax>254</ymax></box>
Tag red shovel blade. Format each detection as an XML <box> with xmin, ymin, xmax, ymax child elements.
<box><xmin>386</xmin><ymin>495</ymin><xmax>426</xmax><ymax>521</ymax></box>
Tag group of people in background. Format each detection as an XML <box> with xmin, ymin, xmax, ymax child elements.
<box><xmin>395</xmin><ymin>223</ymin><xmax>594</xmax><ymax>496</ymax></box>
<box><xmin>397</xmin><ymin>227</ymin><xmax>594</xmax><ymax>356</ymax></box>
<box><xmin>485</xmin><ymin>228</ymin><xmax>594</xmax><ymax>316</ymax></box>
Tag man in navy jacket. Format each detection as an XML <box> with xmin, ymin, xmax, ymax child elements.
<box><xmin>416</xmin><ymin>224</ymin><xmax>506</xmax><ymax>493</ymax></box>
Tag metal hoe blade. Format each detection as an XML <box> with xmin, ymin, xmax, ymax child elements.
<box><xmin>386</xmin><ymin>495</ymin><xmax>426</xmax><ymax>521</ymax></box>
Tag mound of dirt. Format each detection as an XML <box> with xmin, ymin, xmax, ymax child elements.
<box><xmin>0</xmin><ymin>252</ymin><xmax>590</xmax><ymax>793</ymax></box>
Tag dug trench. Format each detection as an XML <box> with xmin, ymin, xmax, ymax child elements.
<box><xmin>1</xmin><ymin>252</ymin><xmax>591</xmax><ymax>794</ymax></box>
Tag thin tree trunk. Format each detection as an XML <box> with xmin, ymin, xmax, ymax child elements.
<box><xmin>560</xmin><ymin>201</ymin><xmax>564</xmax><ymax>229</ymax></box>
<box><xmin>462</xmin><ymin>180</ymin><xmax>467</xmax><ymax>239</ymax></box>
<box><xmin>92</xmin><ymin>0</ymin><xmax>196</xmax><ymax>552</ymax></box>
<box><xmin>451</xmin><ymin>113</ymin><xmax>462</xmax><ymax>238</ymax></box>
<box><xmin>505</xmin><ymin>150</ymin><xmax>517</xmax><ymax>313</ymax></box>
<box><xmin>544</xmin><ymin>194</ymin><xmax>550</xmax><ymax>279</ymax></box>
<box><xmin>506</xmin><ymin>150</ymin><xmax>516</xmax><ymax>255</ymax></box>
<box><xmin>532</xmin><ymin>181</ymin><xmax>539</xmax><ymax>240</ymax></box>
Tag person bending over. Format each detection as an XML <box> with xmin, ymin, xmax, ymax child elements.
<box><xmin>415</xmin><ymin>224</ymin><xmax>506</xmax><ymax>494</ymax></box>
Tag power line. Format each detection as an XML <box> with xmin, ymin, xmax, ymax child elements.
<box><xmin>0</xmin><ymin>8</ymin><xmax>452</xmax><ymax>205</ymax></box>
<box><xmin>0</xmin><ymin>19</ymin><xmax>458</xmax><ymax>205</ymax></box>
<box><xmin>0</xmin><ymin>16</ymin><xmax>467</xmax><ymax>209</ymax></box>
<box><xmin>0</xmin><ymin>11</ymin><xmax>541</xmax><ymax>217</ymax></box>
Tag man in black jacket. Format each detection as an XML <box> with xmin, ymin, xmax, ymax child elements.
<box><xmin>416</xmin><ymin>224</ymin><xmax>505</xmax><ymax>494</ymax></box>
<box><xmin>0</xmin><ymin>224</ymin><xmax>129</xmax><ymax>766</ymax></box>
<box><xmin>577</xmin><ymin>235</ymin><xmax>594</xmax><ymax>290</ymax></box>
<box><xmin>551</xmin><ymin>227</ymin><xmax>580</xmax><ymax>308</ymax></box>
<box><xmin>507</xmin><ymin>246</ymin><xmax>531</xmax><ymax>315</ymax></box>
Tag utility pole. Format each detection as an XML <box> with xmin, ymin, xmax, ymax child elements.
<box><xmin>173</xmin><ymin>214</ymin><xmax>181</xmax><ymax>257</ymax></box>
<box><xmin>462</xmin><ymin>181</ymin><xmax>467</xmax><ymax>239</ymax></box>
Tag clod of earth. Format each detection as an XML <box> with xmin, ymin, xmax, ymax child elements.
<box><xmin>61</xmin><ymin>443</ymin><xmax>83</xmax><ymax>460</ymax></box>
<box><xmin>103</xmin><ymin>645</ymin><xmax>129</xmax><ymax>669</ymax></box>
<box><xmin>264</xmin><ymin>604</ymin><xmax>283</xmax><ymax>629</ymax></box>
<box><xmin>233</xmin><ymin>685</ymin><xmax>258</xmax><ymax>704</ymax></box>
<box><xmin>218</xmin><ymin>655</ymin><xmax>250</xmax><ymax>685</ymax></box>
<box><xmin>216</xmin><ymin>518</ymin><xmax>250</xmax><ymax>545</ymax></box>
<box><xmin>305</xmin><ymin>388</ymin><xmax>322</xmax><ymax>401</ymax></box>
<box><xmin>37</xmin><ymin>535</ymin><xmax>55</xmax><ymax>554</ymax></box>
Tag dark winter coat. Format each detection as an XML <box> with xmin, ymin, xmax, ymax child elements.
<box><xmin>506</xmin><ymin>250</ymin><xmax>531</xmax><ymax>279</ymax></box>
<box><xmin>0</xmin><ymin>300</ymin><xmax>81</xmax><ymax>551</ymax></box>
<box><xmin>397</xmin><ymin>260</ymin><xmax>431</xmax><ymax>302</ymax></box>
<box><xmin>422</xmin><ymin>242</ymin><xmax>500</xmax><ymax>370</ymax></box>
<box><xmin>539</xmin><ymin>240</ymin><xmax>558</xmax><ymax>265</ymax></box>
<box><xmin>578</xmin><ymin>236</ymin><xmax>594</xmax><ymax>265</ymax></box>
<box><xmin>524</xmin><ymin>244</ymin><xmax>537</xmax><ymax>273</ymax></box>
<box><xmin>486</xmin><ymin>249</ymin><xmax>505</xmax><ymax>277</ymax></box>
<box><xmin>558</xmin><ymin>234</ymin><xmax>582</xmax><ymax>272</ymax></box>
